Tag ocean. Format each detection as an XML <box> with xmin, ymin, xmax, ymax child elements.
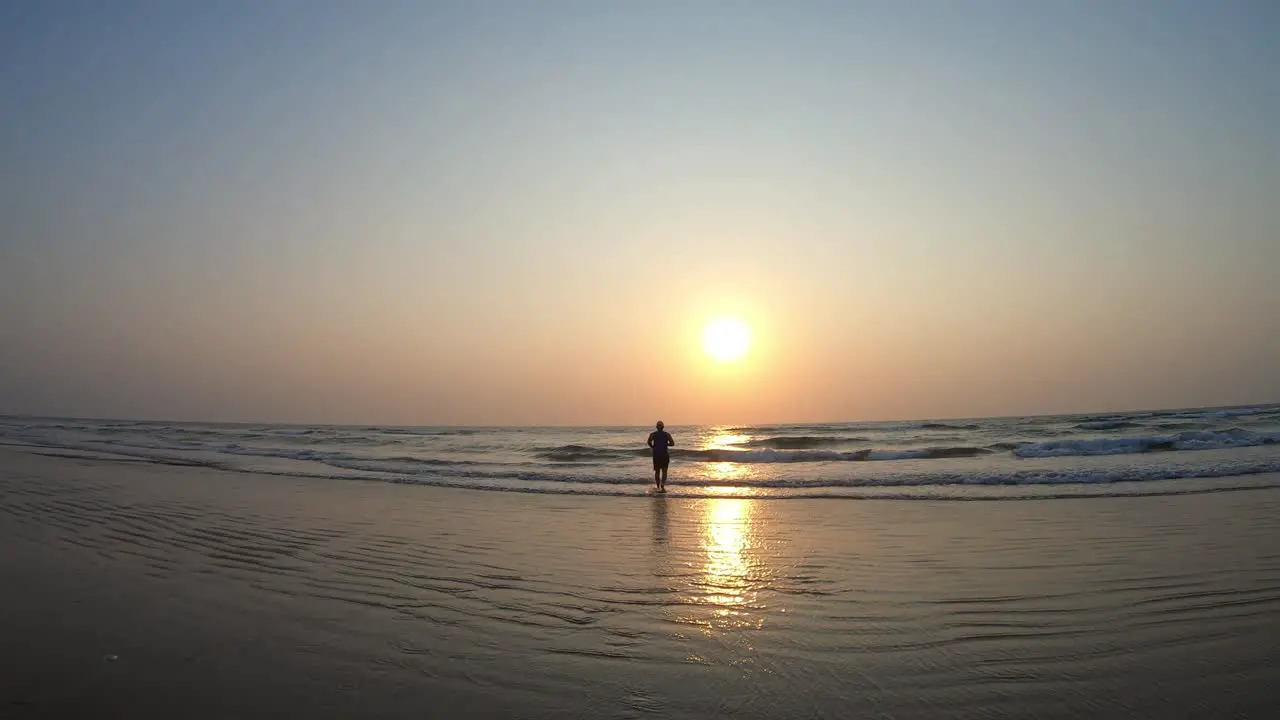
<box><xmin>3</xmin><ymin>404</ymin><xmax>1278</xmax><ymax>500</ymax></box>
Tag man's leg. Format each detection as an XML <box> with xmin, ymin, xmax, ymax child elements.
<box><xmin>659</xmin><ymin>466</ymin><xmax>667</xmax><ymax>490</ymax></box>
<box><xmin>654</xmin><ymin>468</ymin><xmax>661</xmax><ymax>489</ymax></box>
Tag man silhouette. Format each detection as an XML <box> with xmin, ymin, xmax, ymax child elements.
<box><xmin>647</xmin><ymin>421</ymin><xmax>674</xmax><ymax>492</ymax></box>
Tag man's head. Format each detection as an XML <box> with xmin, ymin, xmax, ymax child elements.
<box><xmin>656</xmin><ymin>421</ymin><xmax>664</xmax><ymax>430</ymax></box>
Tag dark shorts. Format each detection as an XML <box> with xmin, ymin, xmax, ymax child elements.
<box><xmin>653</xmin><ymin>455</ymin><xmax>669</xmax><ymax>471</ymax></box>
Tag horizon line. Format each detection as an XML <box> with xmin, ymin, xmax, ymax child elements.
<box><xmin>2</xmin><ymin>400</ymin><xmax>1276</xmax><ymax>430</ymax></box>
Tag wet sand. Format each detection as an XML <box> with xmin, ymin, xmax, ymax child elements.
<box><xmin>2</xmin><ymin>446</ymin><xmax>1278</xmax><ymax>718</ymax></box>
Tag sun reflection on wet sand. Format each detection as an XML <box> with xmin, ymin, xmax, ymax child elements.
<box><xmin>696</xmin><ymin>498</ymin><xmax>766</xmax><ymax>630</ymax></box>
<box><xmin>653</xmin><ymin>496</ymin><xmax>778</xmax><ymax>668</ymax></box>
<box><xmin>705</xmin><ymin>499</ymin><xmax>749</xmax><ymax>598</ymax></box>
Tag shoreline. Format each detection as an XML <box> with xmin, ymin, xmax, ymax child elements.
<box><xmin>6</xmin><ymin>440</ymin><xmax>1280</xmax><ymax>503</ymax></box>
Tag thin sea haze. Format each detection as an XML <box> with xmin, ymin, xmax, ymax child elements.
<box><xmin>3</xmin><ymin>404</ymin><xmax>1279</xmax><ymax>500</ymax></box>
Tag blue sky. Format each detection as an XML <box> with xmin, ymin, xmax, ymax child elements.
<box><xmin>2</xmin><ymin>1</ymin><xmax>1277</xmax><ymax>424</ymax></box>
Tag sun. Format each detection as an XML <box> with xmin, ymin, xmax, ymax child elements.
<box><xmin>703</xmin><ymin>317</ymin><xmax>752</xmax><ymax>362</ymax></box>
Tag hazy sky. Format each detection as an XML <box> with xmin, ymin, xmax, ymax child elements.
<box><xmin>2</xmin><ymin>1</ymin><xmax>1278</xmax><ymax>425</ymax></box>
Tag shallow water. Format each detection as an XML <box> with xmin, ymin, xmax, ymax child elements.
<box><xmin>3</xmin><ymin>404</ymin><xmax>1280</xmax><ymax>499</ymax></box>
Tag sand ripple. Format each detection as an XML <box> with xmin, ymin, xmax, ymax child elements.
<box><xmin>3</xmin><ymin>448</ymin><xmax>1279</xmax><ymax>718</ymax></box>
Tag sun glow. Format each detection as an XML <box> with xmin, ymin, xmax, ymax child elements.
<box><xmin>702</xmin><ymin>317</ymin><xmax>751</xmax><ymax>362</ymax></box>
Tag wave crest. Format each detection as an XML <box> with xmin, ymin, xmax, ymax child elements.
<box><xmin>1074</xmin><ymin>420</ymin><xmax>1141</xmax><ymax>431</ymax></box>
<box><xmin>737</xmin><ymin>435</ymin><xmax>870</xmax><ymax>449</ymax></box>
<box><xmin>536</xmin><ymin>445</ymin><xmax>642</xmax><ymax>462</ymax></box>
<box><xmin>673</xmin><ymin>446</ymin><xmax>992</xmax><ymax>463</ymax></box>
<box><xmin>1014</xmin><ymin>429</ymin><xmax>1279</xmax><ymax>458</ymax></box>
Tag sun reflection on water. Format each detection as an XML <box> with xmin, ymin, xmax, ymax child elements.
<box><xmin>710</xmin><ymin>461</ymin><xmax>749</xmax><ymax>481</ymax></box>
<box><xmin>706</xmin><ymin>432</ymin><xmax>750</xmax><ymax>449</ymax></box>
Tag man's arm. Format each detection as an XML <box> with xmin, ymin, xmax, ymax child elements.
<box><xmin>647</xmin><ymin>433</ymin><xmax>655</xmax><ymax>449</ymax></box>
<box><xmin>667</xmin><ymin>434</ymin><xmax>675</xmax><ymax>447</ymax></box>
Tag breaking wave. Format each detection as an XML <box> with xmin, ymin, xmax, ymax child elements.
<box><xmin>1013</xmin><ymin>429</ymin><xmax>1280</xmax><ymax>458</ymax></box>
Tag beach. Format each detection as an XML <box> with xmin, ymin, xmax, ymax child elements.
<box><xmin>2</xmin><ymin>445</ymin><xmax>1278</xmax><ymax>718</ymax></box>
<box><xmin>6</xmin><ymin>1</ymin><xmax>1278</xmax><ymax>716</ymax></box>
